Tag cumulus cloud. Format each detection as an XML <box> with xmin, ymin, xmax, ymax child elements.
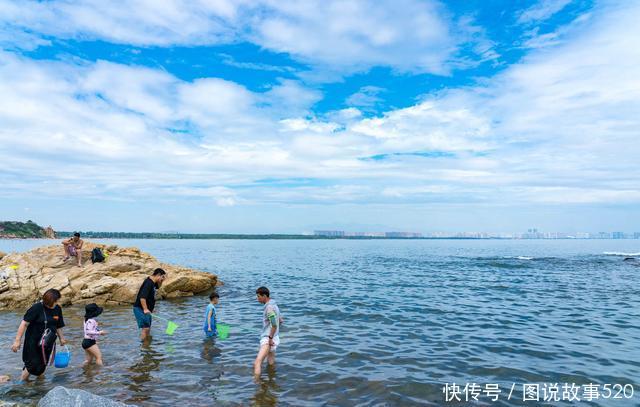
<box><xmin>0</xmin><ymin>1</ymin><xmax>638</xmax><ymax>209</ymax></box>
<box><xmin>252</xmin><ymin>0</ymin><xmax>455</xmax><ymax>74</ymax></box>
<box><xmin>0</xmin><ymin>0</ymin><xmax>493</xmax><ymax>75</ymax></box>
<box><xmin>0</xmin><ymin>0</ymin><xmax>244</xmax><ymax>46</ymax></box>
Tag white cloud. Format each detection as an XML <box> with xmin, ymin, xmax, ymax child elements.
<box><xmin>0</xmin><ymin>0</ymin><xmax>245</xmax><ymax>47</ymax></box>
<box><xmin>0</xmin><ymin>0</ymin><xmax>490</xmax><ymax>75</ymax></box>
<box><xmin>345</xmin><ymin>86</ymin><xmax>385</xmax><ymax>109</ymax></box>
<box><xmin>261</xmin><ymin>79</ymin><xmax>322</xmax><ymax>117</ymax></box>
<box><xmin>252</xmin><ymin>0</ymin><xmax>454</xmax><ymax>74</ymax></box>
<box><xmin>349</xmin><ymin>100</ymin><xmax>492</xmax><ymax>153</ymax></box>
<box><xmin>0</xmin><ymin>1</ymin><xmax>639</xmax><ymax>209</ymax></box>
<box><xmin>82</xmin><ymin>61</ymin><xmax>176</xmax><ymax>122</ymax></box>
<box><xmin>517</xmin><ymin>0</ymin><xmax>573</xmax><ymax>24</ymax></box>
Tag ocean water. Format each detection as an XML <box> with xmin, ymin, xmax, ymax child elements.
<box><xmin>0</xmin><ymin>239</ymin><xmax>639</xmax><ymax>406</ymax></box>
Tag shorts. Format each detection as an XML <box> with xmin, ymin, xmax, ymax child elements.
<box><xmin>82</xmin><ymin>339</ymin><xmax>96</xmax><ymax>350</ymax></box>
<box><xmin>133</xmin><ymin>307</ymin><xmax>152</xmax><ymax>329</ymax></box>
<box><xmin>259</xmin><ymin>336</ymin><xmax>280</xmax><ymax>352</ymax></box>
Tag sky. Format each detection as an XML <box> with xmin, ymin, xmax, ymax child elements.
<box><xmin>0</xmin><ymin>0</ymin><xmax>639</xmax><ymax>234</ymax></box>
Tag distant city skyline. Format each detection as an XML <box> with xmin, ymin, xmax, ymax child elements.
<box><xmin>5</xmin><ymin>217</ymin><xmax>640</xmax><ymax>239</ymax></box>
<box><xmin>1</xmin><ymin>1</ymin><xmax>639</xmax><ymax>232</ymax></box>
<box><xmin>311</xmin><ymin>229</ymin><xmax>640</xmax><ymax>239</ymax></box>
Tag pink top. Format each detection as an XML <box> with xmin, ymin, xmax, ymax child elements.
<box><xmin>84</xmin><ymin>318</ymin><xmax>101</xmax><ymax>340</ymax></box>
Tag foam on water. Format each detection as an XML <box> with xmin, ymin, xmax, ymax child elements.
<box><xmin>603</xmin><ymin>251</ymin><xmax>640</xmax><ymax>257</ymax></box>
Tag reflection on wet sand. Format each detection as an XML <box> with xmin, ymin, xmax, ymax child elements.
<box><xmin>251</xmin><ymin>365</ymin><xmax>280</xmax><ymax>407</ymax></box>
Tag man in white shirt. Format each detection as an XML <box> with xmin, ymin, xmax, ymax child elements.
<box><xmin>253</xmin><ymin>286</ymin><xmax>283</xmax><ymax>377</ymax></box>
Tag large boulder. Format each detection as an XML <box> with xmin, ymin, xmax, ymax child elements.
<box><xmin>38</xmin><ymin>386</ymin><xmax>135</xmax><ymax>407</ymax></box>
<box><xmin>0</xmin><ymin>243</ymin><xmax>220</xmax><ymax>310</ymax></box>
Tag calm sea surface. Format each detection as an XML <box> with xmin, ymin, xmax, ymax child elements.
<box><xmin>0</xmin><ymin>239</ymin><xmax>639</xmax><ymax>406</ymax></box>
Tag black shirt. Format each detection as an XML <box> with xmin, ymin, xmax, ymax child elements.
<box><xmin>22</xmin><ymin>302</ymin><xmax>65</xmax><ymax>360</ymax></box>
<box><xmin>23</xmin><ymin>302</ymin><xmax>65</xmax><ymax>330</ymax></box>
<box><xmin>134</xmin><ymin>277</ymin><xmax>157</xmax><ymax>312</ymax></box>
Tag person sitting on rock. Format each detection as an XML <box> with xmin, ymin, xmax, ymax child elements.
<box><xmin>62</xmin><ymin>232</ymin><xmax>84</xmax><ymax>267</ymax></box>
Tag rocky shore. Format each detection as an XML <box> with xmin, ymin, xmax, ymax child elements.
<box><xmin>0</xmin><ymin>243</ymin><xmax>220</xmax><ymax>310</ymax></box>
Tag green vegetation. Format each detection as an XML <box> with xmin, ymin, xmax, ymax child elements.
<box><xmin>0</xmin><ymin>220</ymin><xmax>47</xmax><ymax>238</ymax></box>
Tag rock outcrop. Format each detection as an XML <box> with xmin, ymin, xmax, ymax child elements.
<box><xmin>44</xmin><ymin>226</ymin><xmax>55</xmax><ymax>239</ymax></box>
<box><xmin>38</xmin><ymin>386</ymin><xmax>135</xmax><ymax>407</ymax></box>
<box><xmin>0</xmin><ymin>243</ymin><xmax>220</xmax><ymax>310</ymax></box>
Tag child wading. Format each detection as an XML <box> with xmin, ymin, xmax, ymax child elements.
<box><xmin>83</xmin><ymin>303</ymin><xmax>106</xmax><ymax>366</ymax></box>
<box><xmin>204</xmin><ymin>291</ymin><xmax>219</xmax><ymax>338</ymax></box>
<box><xmin>253</xmin><ymin>286</ymin><xmax>283</xmax><ymax>377</ymax></box>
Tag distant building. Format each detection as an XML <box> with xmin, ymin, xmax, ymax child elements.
<box><xmin>597</xmin><ymin>232</ymin><xmax>611</xmax><ymax>239</ymax></box>
<box><xmin>612</xmin><ymin>232</ymin><xmax>625</xmax><ymax>239</ymax></box>
<box><xmin>634</xmin><ymin>232</ymin><xmax>640</xmax><ymax>239</ymax></box>
<box><xmin>523</xmin><ymin>229</ymin><xmax>543</xmax><ymax>239</ymax></box>
<box><xmin>314</xmin><ymin>230</ymin><xmax>345</xmax><ymax>237</ymax></box>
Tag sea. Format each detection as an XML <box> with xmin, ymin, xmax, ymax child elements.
<box><xmin>0</xmin><ymin>239</ymin><xmax>638</xmax><ymax>406</ymax></box>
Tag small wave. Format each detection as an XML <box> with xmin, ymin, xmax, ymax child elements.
<box><xmin>502</xmin><ymin>256</ymin><xmax>534</xmax><ymax>260</ymax></box>
<box><xmin>603</xmin><ymin>251</ymin><xmax>640</xmax><ymax>257</ymax></box>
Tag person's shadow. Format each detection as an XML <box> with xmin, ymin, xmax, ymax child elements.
<box><xmin>251</xmin><ymin>365</ymin><xmax>280</xmax><ymax>407</ymax></box>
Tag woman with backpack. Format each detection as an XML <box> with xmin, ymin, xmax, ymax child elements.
<box><xmin>11</xmin><ymin>289</ymin><xmax>68</xmax><ymax>381</ymax></box>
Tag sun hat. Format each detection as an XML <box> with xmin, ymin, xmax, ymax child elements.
<box><xmin>84</xmin><ymin>303</ymin><xmax>104</xmax><ymax>319</ymax></box>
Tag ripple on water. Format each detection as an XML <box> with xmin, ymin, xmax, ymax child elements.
<box><xmin>0</xmin><ymin>239</ymin><xmax>639</xmax><ymax>406</ymax></box>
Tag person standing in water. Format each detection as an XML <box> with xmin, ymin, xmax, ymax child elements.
<box><xmin>253</xmin><ymin>286</ymin><xmax>283</xmax><ymax>377</ymax></box>
<box><xmin>203</xmin><ymin>291</ymin><xmax>219</xmax><ymax>338</ymax></box>
<box><xmin>11</xmin><ymin>289</ymin><xmax>68</xmax><ymax>381</ymax></box>
<box><xmin>133</xmin><ymin>268</ymin><xmax>166</xmax><ymax>342</ymax></box>
<box><xmin>83</xmin><ymin>303</ymin><xmax>107</xmax><ymax>366</ymax></box>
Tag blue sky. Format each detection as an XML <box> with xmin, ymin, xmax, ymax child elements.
<box><xmin>1</xmin><ymin>0</ymin><xmax>639</xmax><ymax>233</ymax></box>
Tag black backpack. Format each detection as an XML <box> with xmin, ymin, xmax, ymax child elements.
<box><xmin>91</xmin><ymin>247</ymin><xmax>105</xmax><ymax>263</ymax></box>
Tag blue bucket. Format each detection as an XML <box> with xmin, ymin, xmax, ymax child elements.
<box><xmin>54</xmin><ymin>346</ymin><xmax>71</xmax><ymax>368</ymax></box>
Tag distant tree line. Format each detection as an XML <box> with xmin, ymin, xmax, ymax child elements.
<box><xmin>55</xmin><ymin>231</ymin><xmax>430</xmax><ymax>239</ymax></box>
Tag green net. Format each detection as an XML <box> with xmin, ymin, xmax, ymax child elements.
<box><xmin>165</xmin><ymin>321</ymin><xmax>179</xmax><ymax>335</ymax></box>
<box><xmin>217</xmin><ymin>323</ymin><xmax>230</xmax><ymax>340</ymax></box>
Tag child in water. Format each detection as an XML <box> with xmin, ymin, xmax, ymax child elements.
<box><xmin>203</xmin><ymin>292</ymin><xmax>219</xmax><ymax>338</ymax></box>
<box><xmin>83</xmin><ymin>303</ymin><xmax>106</xmax><ymax>366</ymax></box>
